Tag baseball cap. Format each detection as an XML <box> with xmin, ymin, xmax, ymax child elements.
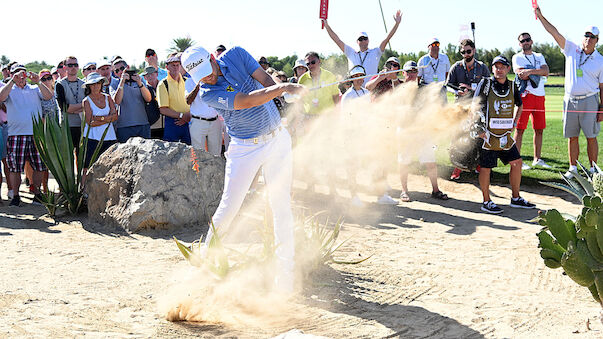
<box><xmin>293</xmin><ymin>59</ymin><xmax>308</xmax><ymax>70</ymax></box>
<box><xmin>51</xmin><ymin>66</ymin><xmax>58</xmax><ymax>74</ymax></box>
<box><xmin>1</xmin><ymin>64</ymin><xmax>9</xmax><ymax>71</ymax></box>
<box><xmin>403</xmin><ymin>60</ymin><xmax>418</xmax><ymax>71</ymax></box>
<box><xmin>166</xmin><ymin>52</ymin><xmax>182</xmax><ymax>64</ymax></box>
<box><xmin>385</xmin><ymin>56</ymin><xmax>401</xmax><ymax>66</ymax></box>
<box><xmin>181</xmin><ymin>45</ymin><xmax>213</xmax><ymax>83</ymax></box>
<box><xmin>141</xmin><ymin>66</ymin><xmax>157</xmax><ymax>76</ymax></box>
<box><xmin>145</xmin><ymin>48</ymin><xmax>156</xmax><ymax>57</ymax></box>
<box><xmin>428</xmin><ymin>37</ymin><xmax>440</xmax><ymax>46</ymax></box>
<box><xmin>112</xmin><ymin>58</ymin><xmax>126</xmax><ymax>66</ymax></box>
<box><xmin>82</xmin><ymin>61</ymin><xmax>96</xmax><ymax>70</ymax></box>
<box><xmin>10</xmin><ymin>64</ymin><xmax>26</xmax><ymax>73</ymax></box>
<box><xmin>97</xmin><ymin>59</ymin><xmax>111</xmax><ymax>68</ymax></box>
<box><xmin>349</xmin><ymin>65</ymin><xmax>366</xmax><ymax>77</ymax></box>
<box><xmin>257</xmin><ymin>56</ymin><xmax>270</xmax><ymax>65</ymax></box>
<box><xmin>492</xmin><ymin>55</ymin><xmax>510</xmax><ymax>66</ymax></box>
<box><xmin>585</xmin><ymin>25</ymin><xmax>600</xmax><ymax>37</ymax></box>
<box><xmin>39</xmin><ymin>69</ymin><xmax>51</xmax><ymax>77</ymax></box>
<box><xmin>216</xmin><ymin>44</ymin><xmax>226</xmax><ymax>52</ymax></box>
<box><xmin>358</xmin><ymin>32</ymin><xmax>368</xmax><ymax>39</ymax></box>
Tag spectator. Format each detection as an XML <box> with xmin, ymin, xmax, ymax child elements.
<box><xmin>275</xmin><ymin>71</ymin><xmax>288</xmax><ymax>83</ymax></box>
<box><xmin>418</xmin><ymin>38</ymin><xmax>450</xmax><ymax>88</ymax></box>
<box><xmin>398</xmin><ymin>60</ymin><xmax>449</xmax><ymax>202</ymax></box>
<box><xmin>512</xmin><ymin>32</ymin><xmax>551</xmax><ymax>170</ymax></box>
<box><xmin>446</xmin><ymin>39</ymin><xmax>491</xmax><ymax>180</ymax></box>
<box><xmin>82</xmin><ymin>62</ymin><xmax>97</xmax><ymax>79</ymax></box>
<box><xmin>110</xmin><ymin>61</ymin><xmax>152</xmax><ymax>142</ymax></box>
<box><xmin>257</xmin><ymin>56</ymin><xmax>270</xmax><ymax>70</ymax></box>
<box><xmin>96</xmin><ymin>60</ymin><xmax>112</xmax><ymax>94</ymax></box>
<box><xmin>55</xmin><ymin>56</ymin><xmax>85</xmax><ymax>150</ymax></box>
<box><xmin>0</xmin><ymin>63</ymin><xmax>53</xmax><ymax>207</ymax></box>
<box><xmin>2</xmin><ymin>64</ymin><xmax>10</xmax><ymax>83</ymax></box>
<box><xmin>82</xmin><ymin>72</ymin><xmax>118</xmax><ymax>183</ymax></box>
<box><xmin>0</xmin><ymin>79</ymin><xmax>9</xmax><ymax>198</ymax></box>
<box><xmin>290</xmin><ymin>59</ymin><xmax>308</xmax><ymax>83</ymax></box>
<box><xmin>185</xmin><ymin>77</ymin><xmax>222</xmax><ymax>155</ymax></box>
<box><xmin>39</xmin><ymin>69</ymin><xmax>59</xmax><ymax>118</ymax></box>
<box><xmin>473</xmin><ymin>56</ymin><xmax>535</xmax><ymax>213</ymax></box>
<box><xmin>56</xmin><ymin>60</ymin><xmax>67</xmax><ymax>79</ymax></box>
<box><xmin>535</xmin><ymin>6</ymin><xmax>603</xmax><ymax>176</ymax></box>
<box><xmin>51</xmin><ymin>67</ymin><xmax>59</xmax><ymax>82</ymax></box>
<box><xmin>298</xmin><ymin>52</ymin><xmax>340</xmax><ymax>116</ymax></box>
<box><xmin>144</xmin><ymin>48</ymin><xmax>168</xmax><ymax>81</ymax></box>
<box><xmin>322</xmin><ymin>10</ymin><xmax>402</xmax><ymax>85</ymax></box>
<box><xmin>142</xmin><ymin>67</ymin><xmax>164</xmax><ymax>139</ymax></box>
<box><xmin>366</xmin><ymin>56</ymin><xmax>402</xmax><ymax>98</ymax></box>
<box><xmin>215</xmin><ymin>45</ymin><xmax>226</xmax><ymax>57</ymax></box>
<box><xmin>157</xmin><ymin>53</ymin><xmax>192</xmax><ymax>145</ymax></box>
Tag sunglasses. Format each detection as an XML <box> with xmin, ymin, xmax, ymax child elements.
<box><xmin>146</xmin><ymin>53</ymin><xmax>156</xmax><ymax>57</ymax></box>
<box><xmin>115</xmin><ymin>66</ymin><xmax>126</xmax><ymax>73</ymax></box>
<box><xmin>460</xmin><ymin>49</ymin><xmax>473</xmax><ymax>55</ymax></box>
<box><xmin>85</xmin><ymin>67</ymin><xmax>96</xmax><ymax>71</ymax></box>
<box><xmin>519</xmin><ymin>37</ymin><xmax>532</xmax><ymax>43</ymax></box>
<box><xmin>585</xmin><ymin>33</ymin><xmax>598</xmax><ymax>39</ymax></box>
<box><xmin>57</xmin><ymin>65</ymin><xmax>64</xmax><ymax>69</ymax></box>
<box><xmin>430</xmin><ymin>42</ymin><xmax>440</xmax><ymax>47</ymax></box>
<box><xmin>41</xmin><ymin>76</ymin><xmax>53</xmax><ymax>81</ymax></box>
<box><xmin>66</xmin><ymin>63</ymin><xmax>79</xmax><ymax>68</ymax></box>
<box><xmin>307</xmin><ymin>60</ymin><xmax>318</xmax><ymax>65</ymax></box>
<box><xmin>405</xmin><ymin>69</ymin><xmax>418</xmax><ymax>73</ymax></box>
<box><xmin>358</xmin><ymin>36</ymin><xmax>368</xmax><ymax>41</ymax></box>
<box><xmin>388</xmin><ymin>63</ymin><xmax>400</xmax><ymax>69</ymax></box>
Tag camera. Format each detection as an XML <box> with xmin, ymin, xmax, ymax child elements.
<box><xmin>125</xmin><ymin>69</ymin><xmax>138</xmax><ymax>82</ymax></box>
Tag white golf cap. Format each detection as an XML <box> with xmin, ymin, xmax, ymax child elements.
<box><xmin>97</xmin><ymin>59</ymin><xmax>111</xmax><ymax>68</ymax></box>
<box><xmin>82</xmin><ymin>61</ymin><xmax>96</xmax><ymax>70</ymax></box>
<box><xmin>585</xmin><ymin>25</ymin><xmax>600</xmax><ymax>37</ymax></box>
<box><xmin>293</xmin><ymin>59</ymin><xmax>308</xmax><ymax>70</ymax></box>
<box><xmin>349</xmin><ymin>65</ymin><xmax>366</xmax><ymax>77</ymax></box>
<box><xmin>358</xmin><ymin>32</ymin><xmax>368</xmax><ymax>39</ymax></box>
<box><xmin>428</xmin><ymin>37</ymin><xmax>440</xmax><ymax>46</ymax></box>
<box><xmin>181</xmin><ymin>45</ymin><xmax>213</xmax><ymax>83</ymax></box>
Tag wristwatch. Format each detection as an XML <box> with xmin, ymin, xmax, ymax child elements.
<box><xmin>179</xmin><ymin>112</ymin><xmax>184</xmax><ymax>119</ymax></box>
<box><xmin>101</xmin><ymin>116</ymin><xmax>105</xmax><ymax>121</ymax></box>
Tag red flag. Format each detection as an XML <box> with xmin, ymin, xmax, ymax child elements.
<box><xmin>532</xmin><ymin>0</ymin><xmax>538</xmax><ymax>20</ymax></box>
<box><xmin>319</xmin><ymin>0</ymin><xmax>329</xmax><ymax>29</ymax></box>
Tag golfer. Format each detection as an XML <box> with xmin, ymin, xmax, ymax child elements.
<box><xmin>181</xmin><ymin>46</ymin><xmax>306</xmax><ymax>293</ymax></box>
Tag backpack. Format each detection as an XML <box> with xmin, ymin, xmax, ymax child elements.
<box><xmin>144</xmin><ymin>85</ymin><xmax>161</xmax><ymax>125</ymax></box>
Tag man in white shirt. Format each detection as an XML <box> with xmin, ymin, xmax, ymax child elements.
<box><xmin>322</xmin><ymin>10</ymin><xmax>402</xmax><ymax>85</ymax></box>
<box><xmin>512</xmin><ymin>32</ymin><xmax>551</xmax><ymax>170</ymax></box>
<box><xmin>418</xmin><ymin>38</ymin><xmax>450</xmax><ymax>86</ymax></box>
<box><xmin>536</xmin><ymin>6</ymin><xmax>603</xmax><ymax>176</ymax></box>
<box><xmin>185</xmin><ymin>77</ymin><xmax>222</xmax><ymax>156</ymax></box>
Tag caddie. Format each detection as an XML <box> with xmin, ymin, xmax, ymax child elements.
<box><xmin>181</xmin><ymin>45</ymin><xmax>306</xmax><ymax>293</ymax></box>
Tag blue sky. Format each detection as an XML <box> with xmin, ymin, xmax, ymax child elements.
<box><xmin>4</xmin><ymin>0</ymin><xmax>601</xmax><ymax>67</ymax></box>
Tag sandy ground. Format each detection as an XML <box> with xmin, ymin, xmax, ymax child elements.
<box><xmin>1</xmin><ymin>173</ymin><xmax>602</xmax><ymax>338</ymax></box>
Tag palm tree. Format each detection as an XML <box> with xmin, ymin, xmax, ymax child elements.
<box><xmin>169</xmin><ymin>36</ymin><xmax>196</xmax><ymax>53</ymax></box>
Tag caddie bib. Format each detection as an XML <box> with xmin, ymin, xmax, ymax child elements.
<box><xmin>483</xmin><ymin>80</ymin><xmax>515</xmax><ymax>151</ymax></box>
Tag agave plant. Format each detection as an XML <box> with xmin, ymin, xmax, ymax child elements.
<box><xmin>174</xmin><ymin>223</ymin><xmax>231</xmax><ymax>278</ymax></box>
<box><xmin>540</xmin><ymin>161</ymin><xmax>603</xmax><ymax>201</ymax></box>
<box><xmin>32</xmin><ymin>114</ymin><xmax>110</xmax><ymax>215</ymax></box>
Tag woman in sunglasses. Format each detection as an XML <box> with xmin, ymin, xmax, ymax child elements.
<box><xmin>39</xmin><ymin>69</ymin><xmax>59</xmax><ymax>118</ymax></box>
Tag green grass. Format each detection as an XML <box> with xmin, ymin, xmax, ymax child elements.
<box><xmin>441</xmin><ymin>79</ymin><xmax>597</xmax><ymax>186</ymax></box>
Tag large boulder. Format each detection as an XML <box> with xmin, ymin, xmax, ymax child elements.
<box><xmin>86</xmin><ymin>138</ymin><xmax>225</xmax><ymax>232</ymax></box>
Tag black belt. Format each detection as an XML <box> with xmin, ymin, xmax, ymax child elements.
<box><xmin>191</xmin><ymin>115</ymin><xmax>218</xmax><ymax>121</ymax></box>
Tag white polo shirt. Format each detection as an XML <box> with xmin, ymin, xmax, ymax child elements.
<box><xmin>4</xmin><ymin>83</ymin><xmax>43</xmax><ymax>136</ymax></box>
<box><xmin>512</xmin><ymin>51</ymin><xmax>548</xmax><ymax>96</ymax></box>
<box><xmin>344</xmin><ymin>44</ymin><xmax>383</xmax><ymax>85</ymax></box>
<box><xmin>562</xmin><ymin>40</ymin><xmax>603</xmax><ymax>97</ymax></box>
<box><xmin>341</xmin><ymin>86</ymin><xmax>369</xmax><ymax>109</ymax></box>
<box><xmin>418</xmin><ymin>53</ymin><xmax>450</xmax><ymax>84</ymax></box>
<box><xmin>185</xmin><ymin>77</ymin><xmax>219</xmax><ymax>119</ymax></box>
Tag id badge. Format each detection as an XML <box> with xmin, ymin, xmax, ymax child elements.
<box><xmin>500</xmin><ymin>135</ymin><xmax>508</xmax><ymax>148</ymax></box>
<box><xmin>433</xmin><ymin>75</ymin><xmax>439</xmax><ymax>82</ymax></box>
<box><xmin>471</xmin><ymin>83</ymin><xmax>477</xmax><ymax>91</ymax></box>
<box><xmin>577</xmin><ymin>69</ymin><xmax>584</xmax><ymax>78</ymax></box>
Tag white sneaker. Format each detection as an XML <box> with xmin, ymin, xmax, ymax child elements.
<box><xmin>7</xmin><ymin>190</ymin><xmax>13</xmax><ymax>200</ymax></box>
<box><xmin>521</xmin><ymin>163</ymin><xmax>531</xmax><ymax>170</ymax></box>
<box><xmin>532</xmin><ymin>159</ymin><xmax>552</xmax><ymax>169</ymax></box>
<box><xmin>564</xmin><ymin>171</ymin><xmax>575</xmax><ymax>179</ymax></box>
<box><xmin>350</xmin><ymin>195</ymin><xmax>363</xmax><ymax>206</ymax></box>
<box><xmin>590</xmin><ymin>167</ymin><xmax>596</xmax><ymax>174</ymax></box>
<box><xmin>377</xmin><ymin>194</ymin><xmax>397</xmax><ymax>205</ymax></box>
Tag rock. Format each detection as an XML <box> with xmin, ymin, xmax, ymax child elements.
<box><xmin>86</xmin><ymin>138</ymin><xmax>225</xmax><ymax>232</ymax></box>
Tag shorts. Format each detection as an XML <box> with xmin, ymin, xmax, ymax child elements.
<box><xmin>398</xmin><ymin>144</ymin><xmax>437</xmax><ymax>165</ymax></box>
<box><xmin>517</xmin><ymin>93</ymin><xmax>546</xmax><ymax>130</ymax></box>
<box><xmin>479</xmin><ymin>145</ymin><xmax>521</xmax><ymax>169</ymax></box>
<box><xmin>563</xmin><ymin>95</ymin><xmax>601</xmax><ymax>138</ymax></box>
<box><xmin>163</xmin><ymin>117</ymin><xmax>191</xmax><ymax>145</ymax></box>
<box><xmin>7</xmin><ymin>135</ymin><xmax>47</xmax><ymax>173</ymax></box>
<box><xmin>0</xmin><ymin>123</ymin><xmax>7</xmax><ymax>159</ymax></box>
<box><xmin>84</xmin><ymin>139</ymin><xmax>116</xmax><ymax>168</ymax></box>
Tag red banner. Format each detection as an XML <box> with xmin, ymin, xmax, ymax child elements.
<box><xmin>319</xmin><ymin>0</ymin><xmax>329</xmax><ymax>29</ymax></box>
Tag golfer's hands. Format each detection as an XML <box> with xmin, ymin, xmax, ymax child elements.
<box><xmin>281</xmin><ymin>83</ymin><xmax>307</xmax><ymax>96</ymax></box>
<box><xmin>393</xmin><ymin>10</ymin><xmax>402</xmax><ymax>24</ymax></box>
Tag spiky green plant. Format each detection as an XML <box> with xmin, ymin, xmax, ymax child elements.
<box><xmin>174</xmin><ymin>223</ymin><xmax>232</xmax><ymax>279</ymax></box>
<box><xmin>540</xmin><ymin>161</ymin><xmax>602</xmax><ymax>201</ymax></box>
<box><xmin>32</xmin><ymin>114</ymin><xmax>109</xmax><ymax>214</ymax></box>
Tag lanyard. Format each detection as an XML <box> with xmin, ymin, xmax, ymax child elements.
<box><xmin>463</xmin><ymin>60</ymin><xmax>478</xmax><ymax>82</ymax></box>
<box><xmin>524</xmin><ymin>54</ymin><xmax>536</xmax><ymax>67</ymax></box>
<box><xmin>430</xmin><ymin>56</ymin><xmax>440</xmax><ymax>74</ymax></box>
<box><xmin>353</xmin><ymin>88</ymin><xmax>366</xmax><ymax>97</ymax></box>
<box><xmin>358</xmin><ymin>50</ymin><xmax>369</xmax><ymax>66</ymax></box>
<box><xmin>578</xmin><ymin>50</ymin><xmax>592</xmax><ymax>68</ymax></box>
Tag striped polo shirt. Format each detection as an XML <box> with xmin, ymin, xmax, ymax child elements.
<box><xmin>201</xmin><ymin>46</ymin><xmax>280</xmax><ymax>139</ymax></box>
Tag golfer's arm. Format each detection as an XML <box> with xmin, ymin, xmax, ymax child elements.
<box><xmin>536</xmin><ymin>10</ymin><xmax>565</xmax><ymax>49</ymax></box>
<box><xmin>323</xmin><ymin>21</ymin><xmax>345</xmax><ymax>53</ymax></box>
<box><xmin>233</xmin><ymin>85</ymin><xmax>286</xmax><ymax>110</ymax></box>
<box><xmin>380</xmin><ymin>20</ymin><xmax>401</xmax><ymax>52</ymax></box>
<box><xmin>252</xmin><ymin>67</ymin><xmax>277</xmax><ymax>88</ymax></box>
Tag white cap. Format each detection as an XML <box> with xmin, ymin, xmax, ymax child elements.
<box><xmin>358</xmin><ymin>32</ymin><xmax>368</xmax><ymax>39</ymax></box>
<box><xmin>349</xmin><ymin>65</ymin><xmax>366</xmax><ymax>77</ymax></box>
<box><xmin>97</xmin><ymin>59</ymin><xmax>111</xmax><ymax>68</ymax></box>
<box><xmin>82</xmin><ymin>61</ymin><xmax>96</xmax><ymax>70</ymax></box>
<box><xmin>585</xmin><ymin>25</ymin><xmax>600</xmax><ymax>37</ymax></box>
<box><xmin>293</xmin><ymin>59</ymin><xmax>308</xmax><ymax>70</ymax></box>
<box><xmin>181</xmin><ymin>45</ymin><xmax>213</xmax><ymax>83</ymax></box>
<box><xmin>428</xmin><ymin>37</ymin><xmax>440</xmax><ymax>46</ymax></box>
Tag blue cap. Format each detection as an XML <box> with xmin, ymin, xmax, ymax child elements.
<box><xmin>492</xmin><ymin>55</ymin><xmax>510</xmax><ymax>66</ymax></box>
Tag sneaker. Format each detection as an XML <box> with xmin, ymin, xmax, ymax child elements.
<box><xmin>532</xmin><ymin>159</ymin><xmax>552</xmax><ymax>169</ymax></box>
<box><xmin>350</xmin><ymin>195</ymin><xmax>363</xmax><ymax>206</ymax></box>
<box><xmin>563</xmin><ymin>171</ymin><xmax>575</xmax><ymax>179</ymax></box>
<box><xmin>7</xmin><ymin>190</ymin><xmax>14</xmax><ymax>200</ymax></box>
<box><xmin>377</xmin><ymin>194</ymin><xmax>397</xmax><ymax>205</ymax></box>
<box><xmin>521</xmin><ymin>163</ymin><xmax>531</xmax><ymax>170</ymax></box>
<box><xmin>9</xmin><ymin>196</ymin><xmax>21</xmax><ymax>207</ymax></box>
<box><xmin>450</xmin><ymin>167</ymin><xmax>462</xmax><ymax>180</ymax></box>
<box><xmin>481</xmin><ymin>200</ymin><xmax>503</xmax><ymax>214</ymax></box>
<box><xmin>474</xmin><ymin>165</ymin><xmax>481</xmax><ymax>174</ymax></box>
<box><xmin>33</xmin><ymin>193</ymin><xmax>45</xmax><ymax>206</ymax></box>
<box><xmin>590</xmin><ymin>167</ymin><xmax>597</xmax><ymax>174</ymax></box>
<box><xmin>510</xmin><ymin>196</ymin><xmax>536</xmax><ymax>209</ymax></box>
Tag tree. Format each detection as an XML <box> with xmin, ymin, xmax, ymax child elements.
<box><xmin>0</xmin><ymin>55</ymin><xmax>10</xmax><ymax>65</ymax></box>
<box><xmin>169</xmin><ymin>36</ymin><xmax>195</xmax><ymax>53</ymax></box>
